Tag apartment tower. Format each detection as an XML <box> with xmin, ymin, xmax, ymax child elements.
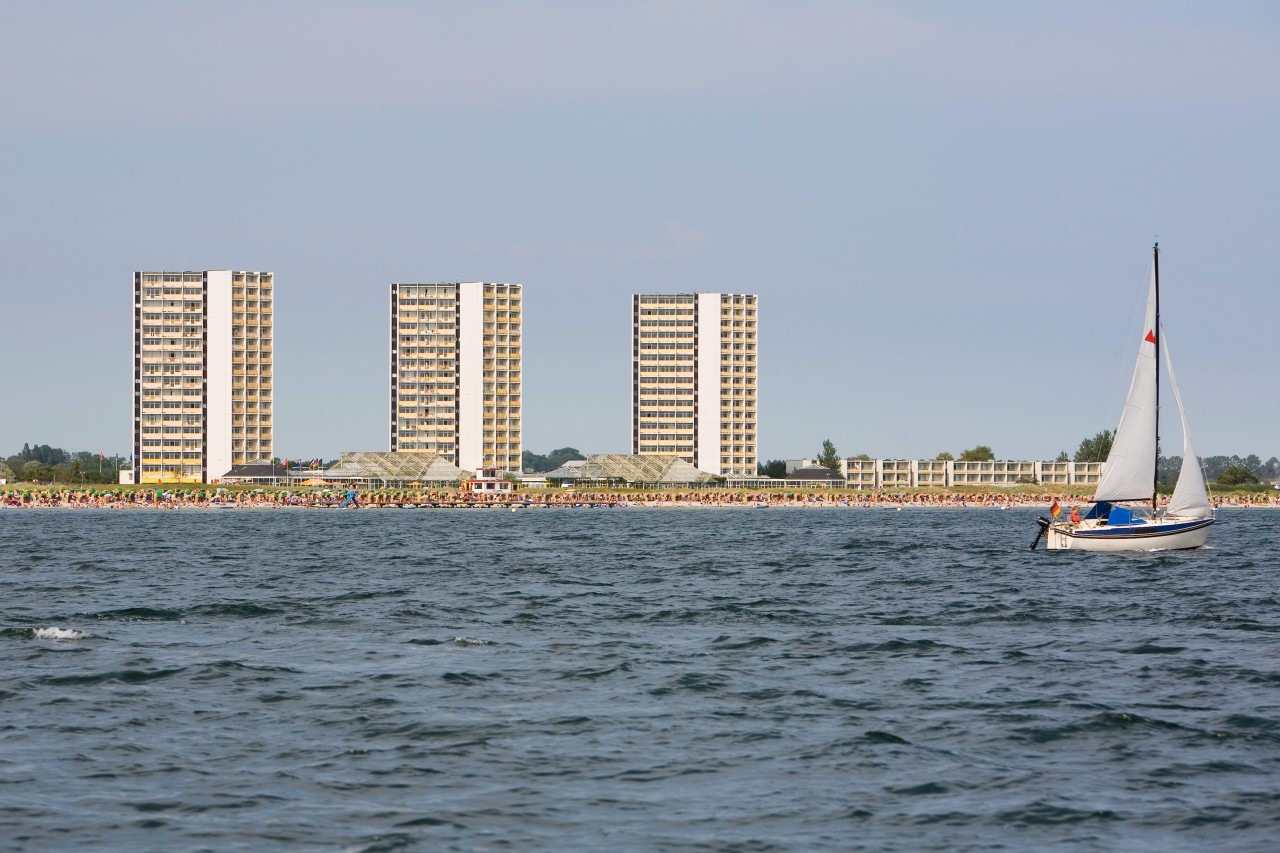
<box><xmin>390</xmin><ymin>282</ymin><xmax>522</xmax><ymax>472</ymax></box>
<box><xmin>632</xmin><ymin>293</ymin><xmax>757</xmax><ymax>477</ymax></box>
<box><xmin>132</xmin><ymin>271</ymin><xmax>273</xmax><ymax>484</ymax></box>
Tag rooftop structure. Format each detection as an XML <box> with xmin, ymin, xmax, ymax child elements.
<box><xmin>219</xmin><ymin>461</ymin><xmax>289</xmax><ymax>486</ymax></box>
<box><xmin>320</xmin><ymin>451</ymin><xmax>467</xmax><ymax>488</ymax></box>
<box><xmin>544</xmin><ymin>454</ymin><xmax>720</xmax><ymax>486</ymax></box>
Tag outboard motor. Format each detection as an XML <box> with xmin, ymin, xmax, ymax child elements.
<box><xmin>1031</xmin><ymin>516</ymin><xmax>1052</xmax><ymax>550</ymax></box>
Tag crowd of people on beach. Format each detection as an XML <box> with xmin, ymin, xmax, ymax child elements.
<box><xmin>2</xmin><ymin>486</ymin><xmax>1276</xmax><ymax>510</ymax></box>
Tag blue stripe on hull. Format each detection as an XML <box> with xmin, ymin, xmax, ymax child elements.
<box><xmin>1068</xmin><ymin>518</ymin><xmax>1215</xmax><ymax>540</ymax></box>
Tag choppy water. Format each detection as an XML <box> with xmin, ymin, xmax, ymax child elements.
<box><xmin>2</xmin><ymin>507</ymin><xmax>1278</xmax><ymax>851</ymax></box>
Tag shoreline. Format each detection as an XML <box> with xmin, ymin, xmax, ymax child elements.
<box><xmin>3</xmin><ymin>486</ymin><xmax>1276</xmax><ymax>511</ymax></box>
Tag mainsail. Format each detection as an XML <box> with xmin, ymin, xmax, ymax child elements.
<box><xmin>1093</xmin><ymin>266</ymin><xmax>1159</xmax><ymax>503</ymax></box>
<box><xmin>1161</xmin><ymin>327</ymin><xmax>1213</xmax><ymax>519</ymax></box>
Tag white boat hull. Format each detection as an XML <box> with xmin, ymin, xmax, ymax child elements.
<box><xmin>1043</xmin><ymin>517</ymin><xmax>1213</xmax><ymax>552</ymax></box>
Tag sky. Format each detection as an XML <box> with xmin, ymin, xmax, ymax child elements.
<box><xmin>2</xmin><ymin>1</ymin><xmax>1277</xmax><ymax>464</ymax></box>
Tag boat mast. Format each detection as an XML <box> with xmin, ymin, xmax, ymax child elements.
<box><xmin>1153</xmin><ymin>242</ymin><xmax>1160</xmax><ymax>514</ymax></box>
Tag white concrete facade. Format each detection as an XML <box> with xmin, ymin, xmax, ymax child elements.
<box><xmin>695</xmin><ymin>293</ymin><xmax>723</xmax><ymax>475</ymax></box>
<box><xmin>205</xmin><ymin>271</ymin><xmax>234</xmax><ymax>483</ymax></box>
<box><xmin>456</xmin><ymin>283</ymin><xmax>486</xmax><ymax>472</ymax></box>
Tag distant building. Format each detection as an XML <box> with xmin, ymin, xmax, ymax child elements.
<box><xmin>543</xmin><ymin>454</ymin><xmax>720</xmax><ymax>487</ymax></box>
<box><xmin>220</xmin><ymin>462</ymin><xmax>289</xmax><ymax>486</ymax></box>
<box><xmin>317</xmin><ymin>451</ymin><xmax>467</xmax><ymax>489</ymax></box>
<box><xmin>132</xmin><ymin>271</ymin><xmax>273</xmax><ymax>484</ymax></box>
<box><xmin>465</xmin><ymin>467</ymin><xmax>515</xmax><ymax>494</ymax></box>
<box><xmin>841</xmin><ymin>458</ymin><xmax>1104</xmax><ymax>489</ymax></box>
<box><xmin>631</xmin><ymin>293</ymin><xmax>757</xmax><ymax>477</ymax></box>
<box><xmin>784</xmin><ymin>465</ymin><xmax>845</xmax><ymax>485</ymax></box>
<box><xmin>390</xmin><ymin>282</ymin><xmax>522</xmax><ymax>472</ymax></box>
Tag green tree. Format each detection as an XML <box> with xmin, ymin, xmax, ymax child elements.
<box><xmin>0</xmin><ymin>461</ymin><xmax>12</xmax><ymax>482</ymax></box>
<box><xmin>1074</xmin><ymin>430</ymin><xmax>1114</xmax><ymax>463</ymax></box>
<box><xmin>5</xmin><ymin>455</ymin><xmax>25</xmax><ymax>477</ymax></box>
<box><xmin>757</xmin><ymin>459</ymin><xmax>787</xmax><ymax>478</ymax></box>
<box><xmin>816</xmin><ymin>439</ymin><xmax>840</xmax><ymax>471</ymax></box>
<box><xmin>21</xmin><ymin>460</ymin><xmax>42</xmax><ymax>482</ymax></box>
<box><xmin>935</xmin><ymin>451</ymin><xmax>954</xmax><ymax>461</ymax></box>
<box><xmin>522</xmin><ymin>447</ymin><xmax>585</xmax><ymax>473</ymax></box>
<box><xmin>19</xmin><ymin>443</ymin><xmax>69</xmax><ymax>466</ymax></box>
<box><xmin>1216</xmin><ymin>465</ymin><xmax>1260</xmax><ymax>487</ymax></box>
<box><xmin>1055</xmin><ymin>451</ymin><xmax>1069</xmax><ymax>462</ymax></box>
<box><xmin>958</xmin><ymin>445</ymin><xmax>995</xmax><ymax>462</ymax></box>
<box><xmin>547</xmin><ymin>447</ymin><xmax>585</xmax><ymax>468</ymax></box>
<box><xmin>1157</xmin><ymin>454</ymin><xmax>1183</xmax><ymax>490</ymax></box>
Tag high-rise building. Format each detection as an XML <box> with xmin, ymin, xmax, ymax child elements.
<box><xmin>631</xmin><ymin>292</ymin><xmax>757</xmax><ymax>477</ymax></box>
<box><xmin>390</xmin><ymin>282</ymin><xmax>522</xmax><ymax>472</ymax></box>
<box><xmin>132</xmin><ymin>271</ymin><xmax>273</xmax><ymax>484</ymax></box>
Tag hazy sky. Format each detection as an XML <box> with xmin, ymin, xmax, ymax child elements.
<box><xmin>3</xmin><ymin>1</ymin><xmax>1277</xmax><ymax>463</ymax></box>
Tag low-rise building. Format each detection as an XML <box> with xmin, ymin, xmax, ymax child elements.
<box><xmin>834</xmin><ymin>458</ymin><xmax>1104</xmax><ymax>489</ymax></box>
<box><xmin>316</xmin><ymin>451</ymin><xmax>466</xmax><ymax>489</ymax></box>
<box><xmin>543</xmin><ymin>454</ymin><xmax>719</xmax><ymax>487</ymax></box>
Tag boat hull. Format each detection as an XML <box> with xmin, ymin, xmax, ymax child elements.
<box><xmin>1044</xmin><ymin>517</ymin><xmax>1214</xmax><ymax>552</ymax></box>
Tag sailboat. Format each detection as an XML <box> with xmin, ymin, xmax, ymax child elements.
<box><xmin>1033</xmin><ymin>244</ymin><xmax>1215</xmax><ymax>551</ymax></box>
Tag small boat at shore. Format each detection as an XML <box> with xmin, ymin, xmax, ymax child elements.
<box><xmin>1033</xmin><ymin>244</ymin><xmax>1215</xmax><ymax>552</ymax></box>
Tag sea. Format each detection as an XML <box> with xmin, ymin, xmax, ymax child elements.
<box><xmin>2</xmin><ymin>507</ymin><xmax>1278</xmax><ymax>852</ymax></box>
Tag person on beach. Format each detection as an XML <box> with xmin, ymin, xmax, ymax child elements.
<box><xmin>341</xmin><ymin>488</ymin><xmax>360</xmax><ymax>508</ymax></box>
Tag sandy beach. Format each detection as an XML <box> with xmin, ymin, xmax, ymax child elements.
<box><xmin>3</xmin><ymin>487</ymin><xmax>1276</xmax><ymax>510</ymax></box>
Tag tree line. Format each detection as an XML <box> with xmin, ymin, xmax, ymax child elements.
<box><xmin>522</xmin><ymin>447</ymin><xmax>586</xmax><ymax>474</ymax></box>
<box><xmin>1074</xmin><ymin>429</ymin><xmax>1279</xmax><ymax>488</ymax></box>
<box><xmin>5</xmin><ymin>436</ymin><xmax>1276</xmax><ymax>489</ymax></box>
<box><xmin>1</xmin><ymin>443</ymin><xmax>128</xmax><ymax>484</ymax></box>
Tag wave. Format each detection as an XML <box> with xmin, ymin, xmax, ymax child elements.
<box><xmin>43</xmin><ymin>667</ymin><xmax>187</xmax><ymax>686</ymax></box>
<box><xmin>33</xmin><ymin>626</ymin><xmax>89</xmax><ymax>640</ymax></box>
<box><xmin>80</xmin><ymin>607</ymin><xmax>184</xmax><ymax>621</ymax></box>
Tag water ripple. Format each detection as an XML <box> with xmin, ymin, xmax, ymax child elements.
<box><xmin>0</xmin><ymin>507</ymin><xmax>1278</xmax><ymax>850</ymax></box>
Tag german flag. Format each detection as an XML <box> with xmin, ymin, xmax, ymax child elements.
<box><xmin>1050</xmin><ymin>500</ymin><xmax>1061</xmax><ymax>518</ymax></box>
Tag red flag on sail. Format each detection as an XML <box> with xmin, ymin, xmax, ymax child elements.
<box><xmin>1144</xmin><ymin>330</ymin><xmax>1156</xmax><ymax>344</ymax></box>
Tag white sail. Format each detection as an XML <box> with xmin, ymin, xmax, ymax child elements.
<box><xmin>1093</xmin><ymin>266</ymin><xmax>1159</xmax><ymax>503</ymax></box>
<box><xmin>1161</xmin><ymin>327</ymin><xmax>1213</xmax><ymax>519</ymax></box>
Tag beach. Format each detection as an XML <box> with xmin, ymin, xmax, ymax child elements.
<box><xmin>2</xmin><ymin>486</ymin><xmax>1276</xmax><ymax>510</ymax></box>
